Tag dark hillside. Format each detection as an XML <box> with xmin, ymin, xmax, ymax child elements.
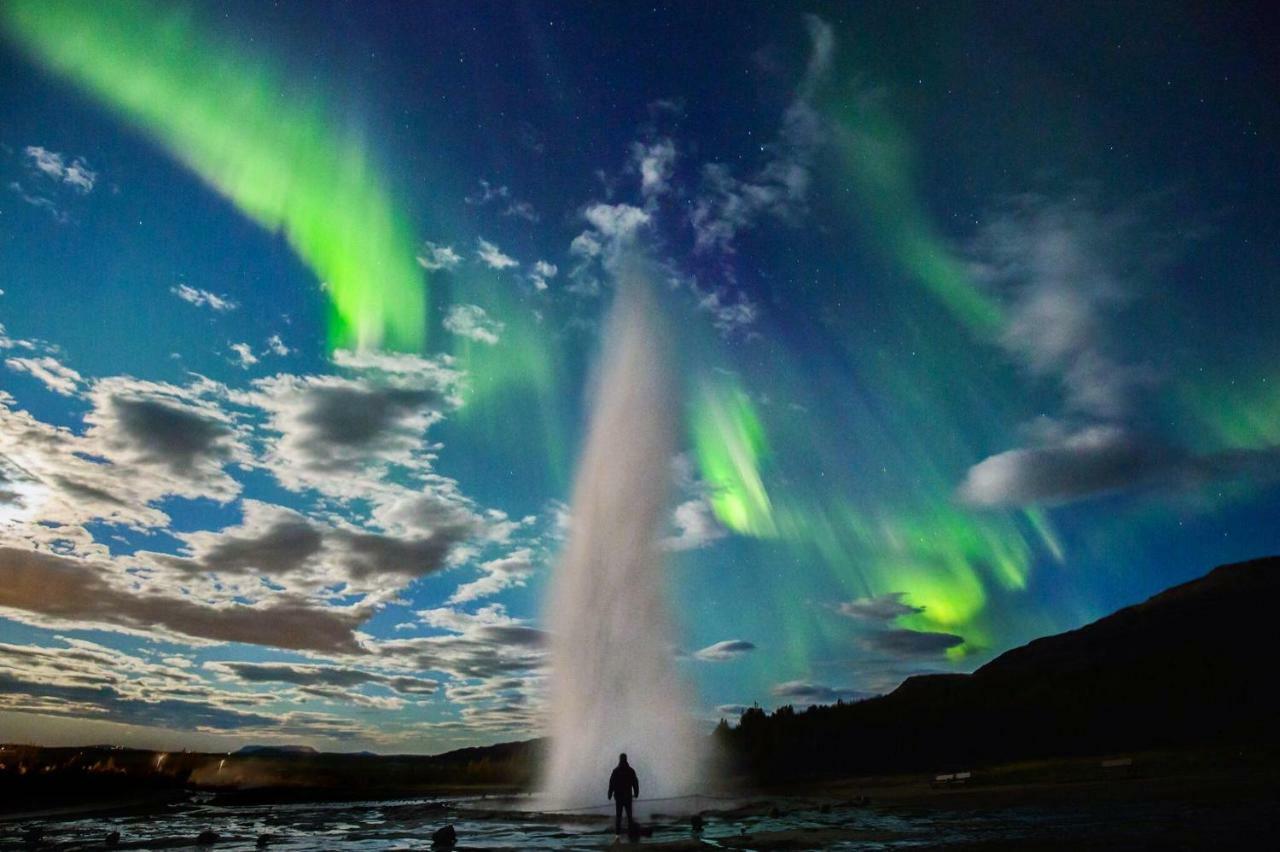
<box><xmin>716</xmin><ymin>557</ymin><xmax>1280</xmax><ymax>780</ymax></box>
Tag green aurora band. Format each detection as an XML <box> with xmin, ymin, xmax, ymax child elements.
<box><xmin>2</xmin><ymin>0</ymin><xmax>426</xmax><ymax>352</ymax></box>
<box><xmin>691</xmin><ymin>379</ymin><xmax>776</xmax><ymax>538</ymax></box>
<box><xmin>829</xmin><ymin>94</ymin><xmax>1003</xmax><ymax>338</ymax></box>
<box><xmin>689</xmin><ymin>368</ymin><xmax>1066</xmax><ymax>658</ymax></box>
<box><xmin>445</xmin><ymin>273</ymin><xmax>572</xmax><ymax>491</ymax></box>
<box><xmin>686</xmin><ymin>81</ymin><xmax>1078</xmax><ymax>650</ymax></box>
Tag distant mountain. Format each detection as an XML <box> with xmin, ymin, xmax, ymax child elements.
<box><xmin>716</xmin><ymin>556</ymin><xmax>1280</xmax><ymax>779</ymax></box>
<box><xmin>235</xmin><ymin>744</ymin><xmax>319</xmax><ymax>756</ymax></box>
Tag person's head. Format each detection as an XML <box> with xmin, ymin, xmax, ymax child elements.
<box><xmin>618</xmin><ymin>753</ymin><xmax>628</xmax><ymax>766</ymax></box>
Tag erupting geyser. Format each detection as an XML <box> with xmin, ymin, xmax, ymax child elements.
<box><xmin>542</xmin><ymin>266</ymin><xmax>702</xmax><ymax>807</ymax></box>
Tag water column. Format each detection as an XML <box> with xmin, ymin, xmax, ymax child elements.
<box><xmin>542</xmin><ymin>265</ymin><xmax>702</xmax><ymax>808</ymax></box>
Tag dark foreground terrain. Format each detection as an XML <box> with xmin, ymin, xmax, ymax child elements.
<box><xmin>0</xmin><ymin>747</ymin><xmax>1276</xmax><ymax>849</ymax></box>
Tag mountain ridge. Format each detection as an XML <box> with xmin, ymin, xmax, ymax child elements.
<box><xmin>716</xmin><ymin>555</ymin><xmax>1279</xmax><ymax>779</ymax></box>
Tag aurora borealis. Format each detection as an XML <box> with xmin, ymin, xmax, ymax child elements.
<box><xmin>2</xmin><ymin>0</ymin><xmax>426</xmax><ymax>351</ymax></box>
<box><xmin>2</xmin><ymin>1</ymin><xmax>1279</xmax><ymax>752</ymax></box>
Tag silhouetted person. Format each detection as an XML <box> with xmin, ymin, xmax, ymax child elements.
<box><xmin>607</xmin><ymin>753</ymin><xmax>639</xmax><ymax>835</ymax></box>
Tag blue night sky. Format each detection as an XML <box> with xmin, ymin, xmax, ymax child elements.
<box><xmin>1</xmin><ymin>1</ymin><xmax>1278</xmax><ymax>752</ymax></box>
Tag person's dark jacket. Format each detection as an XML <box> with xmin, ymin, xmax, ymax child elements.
<box><xmin>607</xmin><ymin>763</ymin><xmax>639</xmax><ymax>802</ymax></box>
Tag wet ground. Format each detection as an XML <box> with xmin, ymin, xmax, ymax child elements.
<box><xmin>1</xmin><ymin>785</ymin><xmax>1274</xmax><ymax>850</ymax></box>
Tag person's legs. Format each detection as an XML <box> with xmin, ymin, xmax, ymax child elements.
<box><xmin>614</xmin><ymin>799</ymin><xmax>623</xmax><ymax>834</ymax></box>
<box><xmin>624</xmin><ymin>799</ymin><xmax>634</xmax><ymax>831</ymax></box>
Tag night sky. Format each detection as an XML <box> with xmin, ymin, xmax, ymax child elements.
<box><xmin>1</xmin><ymin>1</ymin><xmax>1278</xmax><ymax>753</ymax></box>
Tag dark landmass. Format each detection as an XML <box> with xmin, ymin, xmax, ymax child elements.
<box><xmin>233</xmin><ymin>744</ymin><xmax>318</xmax><ymax>755</ymax></box>
<box><xmin>714</xmin><ymin>555</ymin><xmax>1280</xmax><ymax>781</ymax></box>
<box><xmin>0</xmin><ymin>738</ymin><xmax>541</xmax><ymax>816</ymax></box>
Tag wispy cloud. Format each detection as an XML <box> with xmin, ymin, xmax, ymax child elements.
<box><xmin>0</xmin><ymin>547</ymin><xmax>367</xmax><ymax>654</ymax></box>
<box><xmin>971</xmin><ymin>197</ymin><xmax>1157</xmax><ymax>419</ymax></box>
<box><xmin>228</xmin><ymin>342</ymin><xmax>258</xmax><ymax>368</ymax></box>
<box><xmin>0</xmin><ymin>638</ymin><xmax>381</xmax><ymax>740</ymax></box>
<box><xmin>858</xmin><ymin>628</ymin><xmax>965</xmax><ymax>658</ymax></box>
<box><xmin>771</xmin><ymin>680</ymin><xmax>866</xmax><ymax>706</ymax></box>
<box><xmin>9</xmin><ymin>180</ymin><xmax>66</xmax><ymax>221</ymax></box>
<box><xmin>207</xmin><ymin>661</ymin><xmax>438</xmax><ymax>696</ymax></box>
<box><xmin>417</xmin><ymin>241</ymin><xmax>463</xmax><ymax>271</ymax></box>
<box><xmin>584</xmin><ymin>203</ymin><xmax>650</xmax><ymax>240</ymax></box>
<box><xmin>632</xmin><ymin>137</ymin><xmax>676</xmax><ymax>198</ymax></box>
<box><xmin>530</xmin><ymin>260</ymin><xmax>558</xmax><ymax>291</ymax></box>
<box><xmin>443</xmin><ymin>304</ymin><xmax>505</xmax><ymax>345</ymax></box>
<box><xmin>3</xmin><ymin>355</ymin><xmax>82</xmax><ymax>395</ymax></box>
<box><xmin>690</xmin><ymin>15</ymin><xmax>833</xmax><ymax>253</ymax></box>
<box><xmin>663</xmin><ymin>497</ymin><xmax>726</xmax><ymax>551</ymax></box>
<box><xmin>266</xmin><ymin>334</ymin><xmax>290</xmax><ymax>356</ymax></box>
<box><xmin>835</xmin><ymin>592</ymin><xmax>924</xmax><ymax>623</ymax></box>
<box><xmin>959</xmin><ymin>423</ymin><xmax>1280</xmax><ymax>508</ymax></box>
<box><xmin>171</xmin><ymin>283</ymin><xmax>238</xmax><ymax>312</ymax></box>
<box><xmin>24</xmin><ymin>145</ymin><xmax>96</xmax><ymax>193</ymax></box>
<box><xmin>564</xmin><ymin>204</ymin><xmax>652</xmax><ymax>296</ymax></box>
<box><xmin>466</xmin><ymin>179</ymin><xmax>539</xmax><ymax>222</ymax></box>
<box><xmin>693</xmin><ymin>639</ymin><xmax>756</xmax><ymax>661</ymax></box>
<box><xmin>449</xmin><ymin>548</ymin><xmax>537</xmax><ymax>604</ymax></box>
<box><xmin>956</xmin><ymin>197</ymin><xmax>1280</xmax><ymax>508</ymax></box>
<box><xmin>476</xmin><ymin>237</ymin><xmax>519</xmax><ymax>270</ymax></box>
<box><xmin>694</xmin><ymin>284</ymin><xmax>760</xmax><ymax>337</ymax></box>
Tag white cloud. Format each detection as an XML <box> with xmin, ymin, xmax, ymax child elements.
<box><xmin>416</xmin><ymin>608</ymin><xmax>545</xmax><ymax>667</ymax></box>
<box><xmin>0</xmin><ymin>371</ymin><xmax>251</xmax><ymax>539</ymax></box>
<box><xmin>530</xmin><ymin>260</ymin><xmax>558</xmax><ymax>292</ymax></box>
<box><xmin>150</xmin><ymin>498</ymin><xmax>468</xmax><ymax>600</ymax></box>
<box><xmin>24</xmin><ymin>145</ymin><xmax>97</xmax><ymax>193</ymax></box>
<box><xmin>476</xmin><ymin>238</ymin><xmax>519</xmax><ymax>270</ymax></box>
<box><xmin>690</xmin><ymin>15</ymin><xmax>832</xmax><ymax>253</ymax></box>
<box><xmin>373</xmin><ymin>606</ymin><xmax>547</xmax><ymax>736</ymax></box>
<box><xmin>971</xmin><ymin>198</ymin><xmax>1155</xmax><ymax>419</ymax></box>
<box><xmin>4</xmin><ymin>356</ymin><xmax>82</xmax><ymax>395</ymax></box>
<box><xmin>693</xmin><ymin>639</ymin><xmax>755</xmax><ymax>662</ymax></box>
<box><xmin>243</xmin><ymin>368</ymin><xmax>458</xmax><ymax>497</ymax></box>
<box><xmin>449</xmin><ymin>548</ymin><xmax>537</xmax><ymax>604</ymax></box>
<box><xmin>443</xmin><ymin>304</ymin><xmax>504</xmax><ymax>345</ymax></box>
<box><xmin>330</xmin><ymin>348</ymin><xmax>464</xmax><ymax>384</ymax></box>
<box><xmin>0</xmin><ymin>323</ymin><xmax>35</xmax><ymax>351</ymax></box>
<box><xmin>564</xmin><ymin>204</ymin><xmax>651</xmax><ymax>293</ymax></box>
<box><xmin>663</xmin><ymin>498</ymin><xmax>726</xmax><ymax>551</ymax></box>
<box><xmin>695</xmin><ymin>285</ymin><xmax>760</xmax><ymax>337</ymax></box>
<box><xmin>632</xmin><ymin>138</ymin><xmax>677</xmax><ymax>197</ymax></box>
<box><xmin>0</xmin><ymin>347</ymin><xmax>549</xmax><ymax>736</ymax></box>
<box><xmin>228</xmin><ymin>342</ymin><xmax>258</xmax><ymax>368</ymax></box>
<box><xmin>958</xmin><ymin>424</ymin><xmax>1280</xmax><ymax>508</ymax></box>
<box><xmin>369</xmin><ymin>487</ymin><xmax>481</xmax><ymax>539</ymax></box>
<box><xmin>947</xmin><ymin>197</ymin><xmax>1279</xmax><ymax>510</ymax></box>
<box><xmin>417</xmin><ymin>241</ymin><xmax>463</xmax><ymax>271</ymax></box>
<box><xmin>583</xmin><ymin>203</ymin><xmax>650</xmax><ymax>240</ymax></box>
<box><xmin>569</xmin><ymin>231</ymin><xmax>602</xmax><ymax>259</ymax></box>
<box><xmin>171</xmin><ymin>283</ymin><xmax>238</xmax><ymax>312</ymax></box>
<box><xmin>80</xmin><ymin>376</ymin><xmax>246</xmax><ymax>503</ymax></box>
<box><xmin>266</xmin><ymin>334</ymin><xmax>290</xmax><ymax>356</ymax></box>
